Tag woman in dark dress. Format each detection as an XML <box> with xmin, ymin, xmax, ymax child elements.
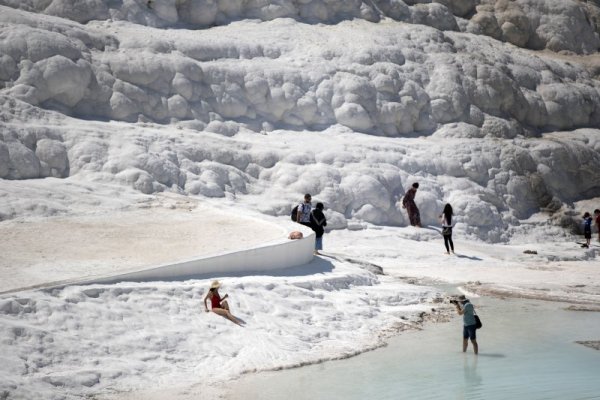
<box><xmin>402</xmin><ymin>182</ymin><xmax>421</xmax><ymax>227</ymax></box>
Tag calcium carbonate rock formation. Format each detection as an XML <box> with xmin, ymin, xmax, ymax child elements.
<box><xmin>468</xmin><ymin>0</ymin><xmax>600</xmax><ymax>54</ymax></box>
<box><xmin>0</xmin><ymin>0</ymin><xmax>599</xmax><ymax>241</ymax></box>
<box><xmin>1</xmin><ymin>5</ymin><xmax>598</xmax><ymax>134</ymax></box>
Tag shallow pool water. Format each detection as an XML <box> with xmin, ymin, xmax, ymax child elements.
<box><xmin>230</xmin><ymin>297</ymin><xmax>600</xmax><ymax>400</ymax></box>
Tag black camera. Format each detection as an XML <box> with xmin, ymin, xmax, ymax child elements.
<box><xmin>449</xmin><ymin>299</ymin><xmax>459</xmax><ymax>305</ymax></box>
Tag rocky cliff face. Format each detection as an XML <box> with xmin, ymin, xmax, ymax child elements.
<box><xmin>0</xmin><ymin>0</ymin><xmax>599</xmax><ymax>241</ymax></box>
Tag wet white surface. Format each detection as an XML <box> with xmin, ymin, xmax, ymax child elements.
<box><xmin>230</xmin><ymin>296</ymin><xmax>600</xmax><ymax>400</ymax></box>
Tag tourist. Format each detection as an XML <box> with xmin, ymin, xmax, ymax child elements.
<box><xmin>594</xmin><ymin>209</ymin><xmax>600</xmax><ymax>243</ymax></box>
<box><xmin>582</xmin><ymin>212</ymin><xmax>592</xmax><ymax>248</ymax></box>
<box><xmin>310</xmin><ymin>202</ymin><xmax>327</xmax><ymax>255</ymax></box>
<box><xmin>203</xmin><ymin>280</ymin><xmax>244</xmax><ymax>326</ymax></box>
<box><xmin>439</xmin><ymin>203</ymin><xmax>454</xmax><ymax>254</ymax></box>
<box><xmin>402</xmin><ymin>182</ymin><xmax>421</xmax><ymax>227</ymax></box>
<box><xmin>296</xmin><ymin>193</ymin><xmax>313</xmax><ymax>228</ymax></box>
<box><xmin>454</xmin><ymin>295</ymin><xmax>479</xmax><ymax>354</ymax></box>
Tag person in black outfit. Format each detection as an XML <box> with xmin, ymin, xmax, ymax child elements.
<box><xmin>439</xmin><ymin>203</ymin><xmax>454</xmax><ymax>254</ymax></box>
<box><xmin>402</xmin><ymin>182</ymin><xmax>421</xmax><ymax>227</ymax></box>
<box><xmin>310</xmin><ymin>202</ymin><xmax>327</xmax><ymax>255</ymax></box>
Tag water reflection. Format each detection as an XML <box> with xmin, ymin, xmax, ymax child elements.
<box><xmin>476</xmin><ymin>353</ymin><xmax>506</xmax><ymax>358</ymax></box>
<box><xmin>462</xmin><ymin>354</ymin><xmax>483</xmax><ymax>398</ymax></box>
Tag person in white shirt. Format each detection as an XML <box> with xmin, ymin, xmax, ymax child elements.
<box><xmin>296</xmin><ymin>193</ymin><xmax>312</xmax><ymax>227</ymax></box>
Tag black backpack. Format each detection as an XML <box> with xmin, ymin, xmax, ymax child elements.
<box><xmin>291</xmin><ymin>205</ymin><xmax>299</xmax><ymax>221</ymax></box>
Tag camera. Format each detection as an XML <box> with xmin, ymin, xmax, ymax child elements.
<box><xmin>449</xmin><ymin>296</ymin><xmax>465</xmax><ymax>305</ymax></box>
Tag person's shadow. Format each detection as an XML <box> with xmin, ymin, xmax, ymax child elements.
<box><xmin>454</xmin><ymin>254</ymin><xmax>483</xmax><ymax>261</ymax></box>
<box><xmin>427</xmin><ymin>227</ymin><xmax>484</xmax><ymax>261</ymax></box>
<box><xmin>320</xmin><ymin>253</ymin><xmax>384</xmax><ymax>275</ymax></box>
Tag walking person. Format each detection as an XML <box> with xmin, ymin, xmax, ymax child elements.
<box><xmin>454</xmin><ymin>295</ymin><xmax>479</xmax><ymax>355</ymax></box>
<box><xmin>296</xmin><ymin>193</ymin><xmax>313</xmax><ymax>228</ymax></box>
<box><xmin>582</xmin><ymin>212</ymin><xmax>592</xmax><ymax>248</ymax></box>
<box><xmin>203</xmin><ymin>280</ymin><xmax>244</xmax><ymax>326</ymax></box>
<box><xmin>310</xmin><ymin>202</ymin><xmax>327</xmax><ymax>255</ymax></box>
<box><xmin>440</xmin><ymin>203</ymin><xmax>454</xmax><ymax>254</ymax></box>
<box><xmin>402</xmin><ymin>182</ymin><xmax>421</xmax><ymax>227</ymax></box>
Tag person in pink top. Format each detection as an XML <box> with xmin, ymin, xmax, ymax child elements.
<box><xmin>595</xmin><ymin>209</ymin><xmax>600</xmax><ymax>243</ymax></box>
<box><xmin>204</xmin><ymin>280</ymin><xmax>244</xmax><ymax>326</ymax></box>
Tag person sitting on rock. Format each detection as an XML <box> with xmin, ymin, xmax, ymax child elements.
<box><xmin>204</xmin><ymin>280</ymin><xmax>244</xmax><ymax>326</ymax></box>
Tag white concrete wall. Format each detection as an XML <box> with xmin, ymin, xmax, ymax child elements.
<box><xmin>87</xmin><ymin>225</ymin><xmax>315</xmax><ymax>284</ymax></box>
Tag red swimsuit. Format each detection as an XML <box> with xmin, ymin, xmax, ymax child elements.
<box><xmin>210</xmin><ymin>292</ymin><xmax>222</xmax><ymax>309</ymax></box>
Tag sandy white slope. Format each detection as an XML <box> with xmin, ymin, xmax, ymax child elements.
<box><xmin>0</xmin><ymin>193</ymin><xmax>286</xmax><ymax>293</ymax></box>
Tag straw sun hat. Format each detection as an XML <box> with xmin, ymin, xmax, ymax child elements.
<box><xmin>210</xmin><ymin>280</ymin><xmax>221</xmax><ymax>289</ymax></box>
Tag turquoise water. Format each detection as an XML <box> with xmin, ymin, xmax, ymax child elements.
<box><xmin>230</xmin><ymin>297</ymin><xmax>600</xmax><ymax>400</ymax></box>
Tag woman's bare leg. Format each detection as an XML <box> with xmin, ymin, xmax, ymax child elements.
<box><xmin>220</xmin><ymin>300</ymin><xmax>230</xmax><ymax>311</ymax></box>
<box><xmin>212</xmin><ymin>308</ymin><xmax>243</xmax><ymax>326</ymax></box>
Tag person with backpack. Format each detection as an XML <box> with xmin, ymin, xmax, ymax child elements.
<box><xmin>310</xmin><ymin>202</ymin><xmax>327</xmax><ymax>255</ymax></box>
<box><xmin>294</xmin><ymin>193</ymin><xmax>313</xmax><ymax>228</ymax></box>
<box><xmin>439</xmin><ymin>203</ymin><xmax>455</xmax><ymax>254</ymax></box>
<box><xmin>454</xmin><ymin>295</ymin><xmax>479</xmax><ymax>355</ymax></box>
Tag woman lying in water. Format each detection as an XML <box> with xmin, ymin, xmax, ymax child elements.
<box><xmin>203</xmin><ymin>280</ymin><xmax>244</xmax><ymax>326</ymax></box>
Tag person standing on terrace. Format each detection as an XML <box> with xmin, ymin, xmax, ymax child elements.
<box><xmin>402</xmin><ymin>182</ymin><xmax>421</xmax><ymax>227</ymax></box>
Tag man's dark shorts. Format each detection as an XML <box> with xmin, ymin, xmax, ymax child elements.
<box><xmin>463</xmin><ymin>324</ymin><xmax>477</xmax><ymax>340</ymax></box>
